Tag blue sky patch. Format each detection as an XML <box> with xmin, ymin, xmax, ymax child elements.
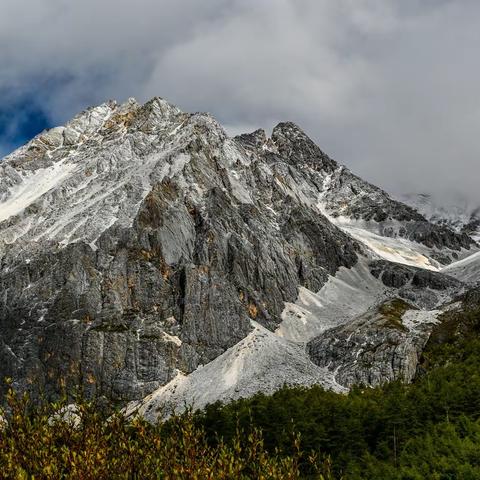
<box><xmin>0</xmin><ymin>93</ymin><xmax>52</xmax><ymax>157</ymax></box>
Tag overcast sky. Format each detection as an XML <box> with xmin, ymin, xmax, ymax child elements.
<box><xmin>1</xmin><ymin>0</ymin><xmax>479</xmax><ymax>202</ymax></box>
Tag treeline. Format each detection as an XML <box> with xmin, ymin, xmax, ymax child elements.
<box><xmin>196</xmin><ymin>301</ymin><xmax>480</xmax><ymax>479</ymax></box>
<box><xmin>197</xmin><ymin>360</ymin><xmax>480</xmax><ymax>478</ymax></box>
<box><xmin>1</xmin><ymin>295</ymin><xmax>479</xmax><ymax>478</ymax></box>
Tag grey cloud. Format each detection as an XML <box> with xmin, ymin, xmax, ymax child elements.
<box><xmin>1</xmin><ymin>0</ymin><xmax>479</xmax><ymax>202</ymax></box>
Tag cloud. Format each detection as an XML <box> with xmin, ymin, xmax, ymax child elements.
<box><xmin>1</xmin><ymin>0</ymin><xmax>479</xmax><ymax>202</ymax></box>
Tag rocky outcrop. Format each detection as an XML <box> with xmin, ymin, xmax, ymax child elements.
<box><xmin>307</xmin><ymin>299</ymin><xmax>440</xmax><ymax>387</ymax></box>
<box><xmin>369</xmin><ymin>260</ymin><xmax>465</xmax><ymax>309</ymax></box>
<box><xmin>370</xmin><ymin>260</ymin><xmax>462</xmax><ymax>290</ymax></box>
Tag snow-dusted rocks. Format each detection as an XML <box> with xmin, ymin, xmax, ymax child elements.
<box><xmin>0</xmin><ymin>97</ymin><xmax>191</xmax><ymax>251</ymax></box>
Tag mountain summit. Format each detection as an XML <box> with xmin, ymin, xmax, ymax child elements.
<box><xmin>0</xmin><ymin>97</ymin><xmax>477</xmax><ymax>415</ymax></box>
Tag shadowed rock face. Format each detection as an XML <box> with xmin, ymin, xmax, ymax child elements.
<box><xmin>370</xmin><ymin>260</ymin><xmax>464</xmax><ymax>292</ymax></box>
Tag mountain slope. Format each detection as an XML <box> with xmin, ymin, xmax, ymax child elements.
<box><xmin>400</xmin><ymin>192</ymin><xmax>480</xmax><ymax>242</ymax></box>
<box><xmin>0</xmin><ymin>96</ymin><xmax>477</xmax><ymax>413</ymax></box>
<box><xmin>0</xmin><ymin>97</ymin><xmax>359</xmax><ymax>401</ymax></box>
<box><xmin>237</xmin><ymin>126</ymin><xmax>475</xmax><ymax>270</ymax></box>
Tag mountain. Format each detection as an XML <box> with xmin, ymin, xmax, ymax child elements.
<box><xmin>0</xmin><ymin>97</ymin><xmax>478</xmax><ymax>417</ymax></box>
<box><xmin>400</xmin><ymin>192</ymin><xmax>480</xmax><ymax>242</ymax></box>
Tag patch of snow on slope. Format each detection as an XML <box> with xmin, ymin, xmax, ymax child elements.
<box><xmin>441</xmin><ymin>250</ymin><xmax>480</xmax><ymax>284</ymax></box>
<box><xmin>0</xmin><ymin>159</ymin><xmax>76</xmax><ymax>224</ymax></box>
<box><xmin>318</xmin><ymin>203</ymin><xmax>441</xmax><ymax>271</ymax></box>
<box><xmin>126</xmin><ymin>321</ymin><xmax>344</xmax><ymax>420</ymax></box>
<box><xmin>340</xmin><ymin>223</ymin><xmax>441</xmax><ymax>271</ymax></box>
<box><xmin>316</xmin><ymin>195</ymin><xmax>443</xmax><ymax>270</ymax></box>
<box><xmin>277</xmin><ymin>259</ymin><xmax>389</xmax><ymax>343</ymax></box>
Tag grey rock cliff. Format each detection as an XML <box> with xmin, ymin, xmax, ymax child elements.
<box><xmin>307</xmin><ymin>298</ymin><xmax>440</xmax><ymax>387</ymax></box>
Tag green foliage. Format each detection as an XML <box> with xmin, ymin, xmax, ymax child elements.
<box><xmin>377</xmin><ymin>298</ymin><xmax>414</xmax><ymax>331</ymax></box>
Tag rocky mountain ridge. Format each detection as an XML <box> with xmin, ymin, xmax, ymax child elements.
<box><xmin>0</xmin><ymin>97</ymin><xmax>477</xmax><ymax>417</ymax></box>
<box><xmin>400</xmin><ymin>192</ymin><xmax>480</xmax><ymax>242</ymax></box>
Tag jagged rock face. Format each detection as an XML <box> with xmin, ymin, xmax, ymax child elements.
<box><xmin>369</xmin><ymin>260</ymin><xmax>464</xmax><ymax>309</ymax></box>
<box><xmin>307</xmin><ymin>298</ymin><xmax>440</xmax><ymax>387</ymax></box>
<box><xmin>270</xmin><ymin>122</ymin><xmax>338</xmax><ymax>174</ymax></box>
<box><xmin>320</xmin><ymin>168</ymin><xmax>474</xmax><ymax>254</ymax></box>
<box><xmin>0</xmin><ymin>97</ymin><xmax>361</xmax><ymax>402</ymax></box>
<box><xmin>235</xmin><ymin>123</ymin><xmax>338</xmax><ymax>175</ymax></box>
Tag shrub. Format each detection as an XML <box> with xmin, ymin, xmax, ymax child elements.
<box><xmin>0</xmin><ymin>384</ymin><xmax>331</xmax><ymax>480</ymax></box>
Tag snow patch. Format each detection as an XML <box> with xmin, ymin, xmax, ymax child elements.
<box><xmin>318</xmin><ymin>201</ymin><xmax>442</xmax><ymax>270</ymax></box>
<box><xmin>340</xmin><ymin>223</ymin><xmax>441</xmax><ymax>271</ymax></box>
<box><xmin>441</xmin><ymin>250</ymin><xmax>480</xmax><ymax>283</ymax></box>
<box><xmin>0</xmin><ymin>159</ymin><xmax>76</xmax><ymax>224</ymax></box>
